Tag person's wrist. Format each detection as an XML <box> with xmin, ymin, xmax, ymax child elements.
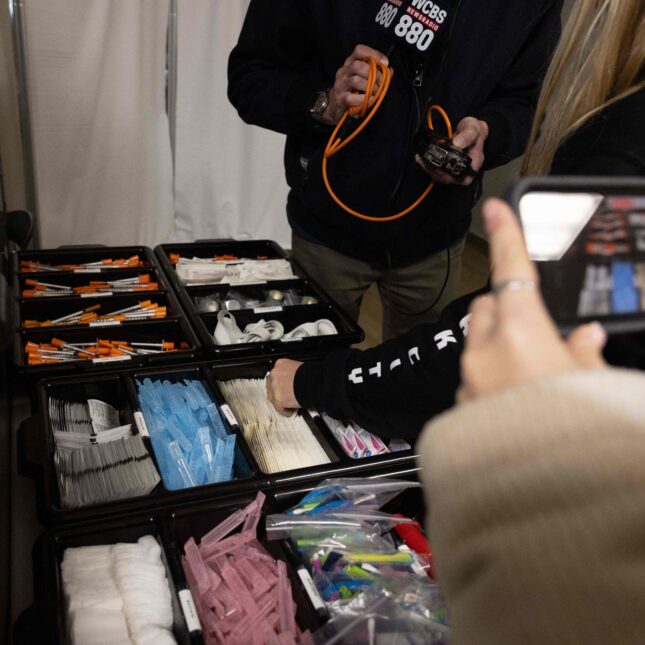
<box><xmin>310</xmin><ymin>88</ymin><xmax>331</xmax><ymax>125</ymax></box>
<box><xmin>320</xmin><ymin>104</ymin><xmax>338</xmax><ymax>126</ymax></box>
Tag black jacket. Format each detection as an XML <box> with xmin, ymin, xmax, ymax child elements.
<box><xmin>291</xmin><ymin>88</ymin><xmax>645</xmax><ymax>440</ymax></box>
<box><xmin>551</xmin><ymin>88</ymin><xmax>645</xmax><ymax>177</ymax></box>
<box><xmin>228</xmin><ymin>0</ymin><xmax>563</xmax><ymax>267</ymax></box>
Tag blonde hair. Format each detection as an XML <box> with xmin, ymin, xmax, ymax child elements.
<box><xmin>521</xmin><ymin>0</ymin><xmax>645</xmax><ymax>176</ymax></box>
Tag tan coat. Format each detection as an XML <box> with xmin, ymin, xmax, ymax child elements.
<box><xmin>417</xmin><ymin>368</ymin><xmax>645</xmax><ymax>645</ymax></box>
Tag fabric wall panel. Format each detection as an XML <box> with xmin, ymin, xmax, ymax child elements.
<box><xmin>24</xmin><ymin>0</ymin><xmax>173</xmax><ymax>247</ymax></box>
<box><xmin>174</xmin><ymin>0</ymin><xmax>290</xmax><ymax>247</ymax></box>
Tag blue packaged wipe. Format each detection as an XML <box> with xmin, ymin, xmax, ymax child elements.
<box><xmin>165</xmin><ymin>415</ymin><xmax>193</xmax><ymax>453</ymax></box>
<box><xmin>168</xmin><ymin>440</ymin><xmax>196</xmax><ymax>488</ymax></box>
<box><xmin>192</xmin><ymin>380</ymin><xmax>213</xmax><ymax>409</ymax></box>
<box><xmin>187</xmin><ymin>443</ymin><xmax>207</xmax><ymax>486</ymax></box>
<box><xmin>207</xmin><ymin>403</ymin><xmax>228</xmax><ymax>440</ymax></box>
<box><xmin>220</xmin><ymin>434</ymin><xmax>236</xmax><ymax>481</ymax></box>
<box><xmin>212</xmin><ymin>437</ymin><xmax>226</xmax><ymax>482</ymax></box>
<box><xmin>183</xmin><ymin>381</ymin><xmax>202</xmax><ymax>411</ymax></box>
<box><xmin>197</xmin><ymin>426</ymin><xmax>217</xmax><ymax>482</ymax></box>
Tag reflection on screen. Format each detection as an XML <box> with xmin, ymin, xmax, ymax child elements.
<box><xmin>519</xmin><ymin>192</ymin><xmax>603</xmax><ymax>261</ymax></box>
<box><xmin>520</xmin><ymin>192</ymin><xmax>645</xmax><ymax>322</ymax></box>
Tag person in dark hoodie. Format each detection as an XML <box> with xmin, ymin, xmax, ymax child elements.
<box><xmin>264</xmin><ymin>0</ymin><xmax>645</xmax><ymax>442</ymax></box>
<box><xmin>228</xmin><ymin>0</ymin><xmax>564</xmax><ymax>341</ymax></box>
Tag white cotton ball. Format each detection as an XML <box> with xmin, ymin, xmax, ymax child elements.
<box><xmin>69</xmin><ymin>608</ymin><xmax>132</xmax><ymax>645</ymax></box>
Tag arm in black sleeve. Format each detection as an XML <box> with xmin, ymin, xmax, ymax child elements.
<box><xmin>476</xmin><ymin>1</ymin><xmax>563</xmax><ymax>169</ymax></box>
<box><xmin>227</xmin><ymin>1</ymin><xmax>326</xmax><ymax>137</ymax></box>
<box><xmin>293</xmin><ymin>289</ymin><xmax>484</xmax><ymax>441</ymax></box>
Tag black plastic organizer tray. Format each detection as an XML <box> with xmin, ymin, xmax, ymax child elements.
<box><xmin>155</xmin><ymin>240</ymin><xmax>364</xmax><ymax>359</ymax></box>
<box><xmin>18</xmin><ymin>357</ymin><xmax>419</xmax><ymax>526</ymax></box>
<box><xmin>10</xmin><ymin>245</ymin><xmax>201</xmax><ymax>378</ymax></box>
<box><xmin>12</xmin><ymin>244</ymin><xmax>155</xmax><ymax>274</ymax></box>
<box><xmin>16</xmin><ymin>493</ymin><xmax>327</xmax><ymax>645</ymax></box>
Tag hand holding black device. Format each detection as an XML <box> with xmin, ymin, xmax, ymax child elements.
<box><xmin>418</xmin><ymin>128</ymin><xmax>476</xmax><ymax>178</ymax></box>
<box><xmin>508</xmin><ymin>176</ymin><xmax>645</xmax><ymax>335</ymax></box>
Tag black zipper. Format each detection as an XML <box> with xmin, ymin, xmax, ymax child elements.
<box><xmin>413</xmin><ymin>63</ymin><xmax>424</xmax><ymax>88</ymax></box>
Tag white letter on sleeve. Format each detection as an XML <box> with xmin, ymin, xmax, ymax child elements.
<box><xmin>408</xmin><ymin>347</ymin><xmax>420</xmax><ymax>364</ymax></box>
<box><xmin>434</xmin><ymin>330</ymin><xmax>457</xmax><ymax>350</ymax></box>
<box><xmin>460</xmin><ymin>314</ymin><xmax>471</xmax><ymax>337</ymax></box>
<box><xmin>348</xmin><ymin>368</ymin><xmax>364</xmax><ymax>384</ymax></box>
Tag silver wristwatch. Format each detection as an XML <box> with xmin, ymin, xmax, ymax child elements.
<box><xmin>309</xmin><ymin>89</ymin><xmax>330</xmax><ymax>124</ymax></box>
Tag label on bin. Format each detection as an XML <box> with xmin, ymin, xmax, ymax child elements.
<box><xmin>179</xmin><ymin>589</ymin><xmax>202</xmax><ymax>633</ymax></box>
<box><xmin>220</xmin><ymin>404</ymin><xmax>238</xmax><ymax>427</ymax></box>
<box><xmin>92</xmin><ymin>355</ymin><xmax>131</xmax><ymax>364</ymax></box>
<box><xmin>253</xmin><ymin>306</ymin><xmax>283</xmax><ymax>314</ymax></box>
<box><xmin>82</xmin><ymin>291</ymin><xmax>112</xmax><ymax>298</ymax></box>
<box><xmin>298</xmin><ymin>568</ymin><xmax>326</xmax><ymax>610</ymax></box>
<box><xmin>74</xmin><ymin>268</ymin><xmax>101</xmax><ymax>273</ymax></box>
<box><xmin>236</xmin><ymin>280</ymin><xmax>266</xmax><ymax>286</ymax></box>
<box><xmin>134</xmin><ymin>411</ymin><xmax>149</xmax><ymax>437</ymax></box>
<box><xmin>89</xmin><ymin>320</ymin><xmax>121</xmax><ymax>328</ymax></box>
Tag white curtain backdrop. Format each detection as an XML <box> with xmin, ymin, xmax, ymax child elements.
<box><xmin>24</xmin><ymin>0</ymin><xmax>174</xmax><ymax>247</ymax></box>
<box><xmin>174</xmin><ymin>0</ymin><xmax>290</xmax><ymax>247</ymax></box>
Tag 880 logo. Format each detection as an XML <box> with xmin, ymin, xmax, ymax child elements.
<box><xmin>374</xmin><ymin>0</ymin><xmax>450</xmax><ymax>53</ymax></box>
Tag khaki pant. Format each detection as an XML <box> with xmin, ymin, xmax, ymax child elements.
<box><xmin>291</xmin><ymin>233</ymin><xmax>465</xmax><ymax>341</ymax></box>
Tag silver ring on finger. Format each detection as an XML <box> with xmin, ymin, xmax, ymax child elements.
<box><xmin>492</xmin><ymin>278</ymin><xmax>537</xmax><ymax>295</ymax></box>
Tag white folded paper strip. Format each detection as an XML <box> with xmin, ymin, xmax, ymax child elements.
<box><xmin>218</xmin><ymin>377</ymin><xmax>331</xmax><ymax>473</ymax></box>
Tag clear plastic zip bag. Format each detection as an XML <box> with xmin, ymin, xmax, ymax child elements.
<box><xmin>312</xmin><ymin>577</ymin><xmax>450</xmax><ymax>644</ymax></box>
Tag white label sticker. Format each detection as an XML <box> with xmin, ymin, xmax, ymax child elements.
<box><xmin>281</xmin><ymin>337</ymin><xmax>303</xmax><ymax>342</ymax></box>
<box><xmin>134</xmin><ymin>411</ymin><xmax>149</xmax><ymax>437</ymax></box>
<box><xmin>235</xmin><ymin>280</ymin><xmax>267</xmax><ymax>286</ymax></box>
<box><xmin>81</xmin><ymin>291</ymin><xmax>112</xmax><ymax>298</ymax></box>
<box><xmin>89</xmin><ymin>320</ymin><xmax>121</xmax><ymax>328</ymax></box>
<box><xmin>253</xmin><ymin>306</ymin><xmax>283</xmax><ymax>314</ymax></box>
<box><xmin>74</xmin><ymin>268</ymin><xmax>101</xmax><ymax>273</ymax></box>
<box><xmin>297</xmin><ymin>568</ymin><xmax>326</xmax><ymax>610</ymax></box>
<box><xmin>92</xmin><ymin>355</ymin><xmax>132</xmax><ymax>364</ymax></box>
<box><xmin>178</xmin><ymin>589</ymin><xmax>202</xmax><ymax>633</ymax></box>
<box><xmin>220</xmin><ymin>404</ymin><xmax>238</xmax><ymax>426</ymax></box>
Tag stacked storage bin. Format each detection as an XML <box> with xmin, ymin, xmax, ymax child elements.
<box><xmin>12</xmin><ymin>240</ymin><xmax>423</xmax><ymax>644</ymax></box>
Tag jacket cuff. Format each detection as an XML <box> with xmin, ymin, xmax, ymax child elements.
<box><xmin>475</xmin><ymin>108</ymin><xmax>513</xmax><ymax>169</ymax></box>
<box><xmin>285</xmin><ymin>80</ymin><xmax>332</xmax><ymax>136</ymax></box>
<box><xmin>293</xmin><ymin>360</ymin><xmax>324</xmax><ymax>409</ymax></box>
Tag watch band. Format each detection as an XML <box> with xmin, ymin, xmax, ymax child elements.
<box><xmin>309</xmin><ymin>89</ymin><xmax>330</xmax><ymax>124</ymax></box>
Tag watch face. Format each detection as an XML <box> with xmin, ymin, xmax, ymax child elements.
<box><xmin>312</xmin><ymin>90</ymin><xmax>329</xmax><ymax>116</ymax></box>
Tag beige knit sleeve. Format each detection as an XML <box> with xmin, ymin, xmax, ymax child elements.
<box><xmin>416</xmin><ymin>368</ymin><xmax>645</xmax><ymax>645</ymax></box>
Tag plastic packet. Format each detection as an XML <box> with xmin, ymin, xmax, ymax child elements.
<box><xmin>277</xmin><ymin>525</ymin><xmax>396</xmax><ymax>555</ymax></box>
<box><xmin>266</xmin><ymin>510</ymin><xmax>418</xmax><ymax>541</ymax></box>
<box><xmin>284</xmin><ymin>478</ymin><xmax>421</xmax><ymax>516</ymax></box>
<box><xmin>222</xmin><ymin>288</ymin><xmax>262</xmax><ymax>310</ymax></box>
<box><xmin>313</xmin><ymin>577</ymin><xmax>450</xmax><ymax>644</ymax></box>
<box><xmin>194</xmin><ymin>293</ymin><xmax>222</xmax><ymax>313</ymax></box>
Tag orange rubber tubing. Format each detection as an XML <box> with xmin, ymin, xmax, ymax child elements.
<box><xmin>322</xmin><ymin>58</ymin><xmax>453</xmax><ymax>222</ymax></box>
